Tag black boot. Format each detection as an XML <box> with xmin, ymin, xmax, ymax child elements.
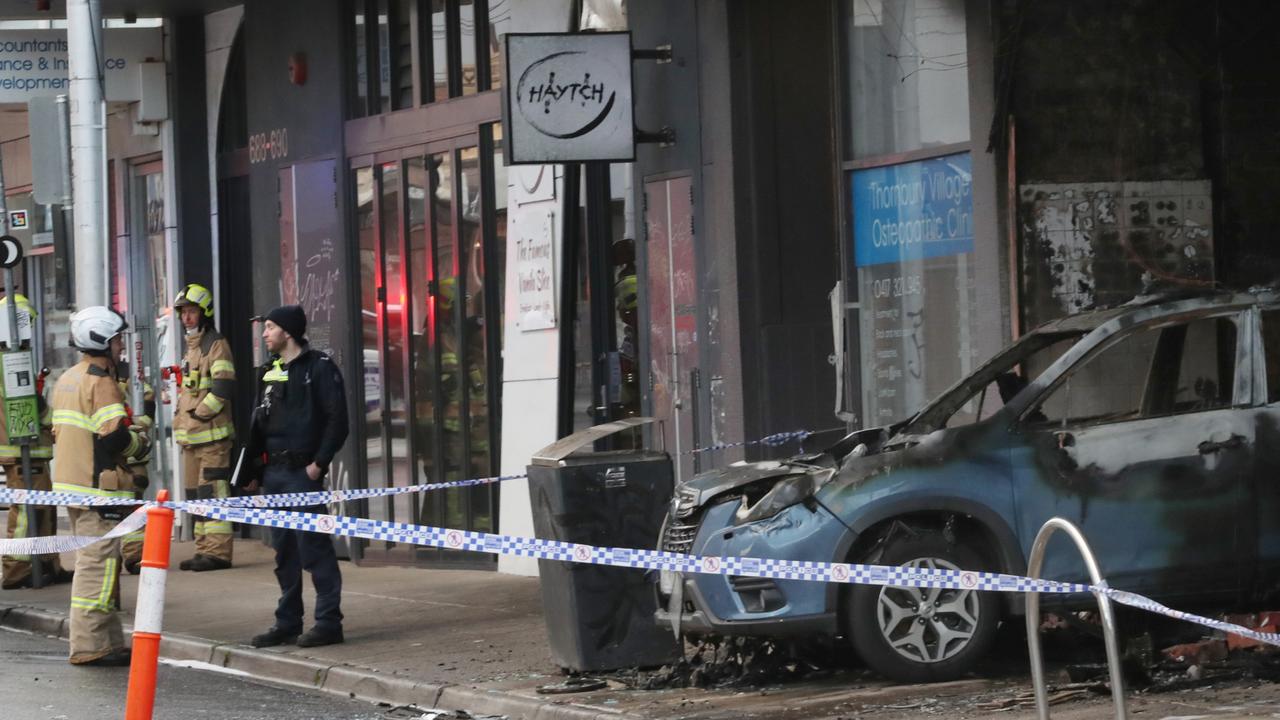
<box><xmin>250</xmin><ymin>626</ymin><xmax>300</xmax><ymax>648</ymax></box>
<box><xmin>296</xmin><ymin>626</ymin><xmax>344</xmax><ymax>648</ymax></box>
<box><xmin>178</xmin><ymin>554</ymin><xmax>204</xmax><ymax>571</ymax></box>
<box><xmin>188</xmin><ymin>556</ymin><xmax>232</xmax><ymax>572</ymax></box>
<box><xmin>72</xmin><ymin>648</ymin><xmax>132</xmax><ymax>667</ymax></box>
<box><xmin>1</xmin><ymin>575</ymin><xmax>31</xmax><ymax>590</ymax></box>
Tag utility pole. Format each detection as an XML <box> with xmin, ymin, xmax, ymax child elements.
<box><xmin>67</xmin><ymin>0</ymin><xmax>107</xmax><ymax>307</ymax></box>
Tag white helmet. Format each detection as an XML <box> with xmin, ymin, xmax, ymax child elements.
<box><xmin>70</xmin><ymin>306</ymin><xmax>127</xmax><ymax>351</ymax></box>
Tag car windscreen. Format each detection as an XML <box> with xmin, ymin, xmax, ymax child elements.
<box><xmin>901</xmin><ymin>330</ymin><xmax>1085</xmax><ymax>434</ymax></box>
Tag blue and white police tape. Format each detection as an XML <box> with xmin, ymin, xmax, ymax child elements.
<box><xmin>0</xmin><ymin>487</ymin><xmax>141</xmax><ymax>507</ymax></box>
<box><xmin>4</xmin><ymin>496</ymin><xmax>1279</xmax><ymax>650</ymax></box>
<box><xmin>0</xmin><ymin>505</ymin><xmax>147</xmax><ymax>556</ymax></box>
<box><xmin>174</xmin><ymin>501</ymin><xmax>1280</xmax><ymax>649</ymax></box>
<box><xmin>0</xmin><ymin>472</ymin><xmax>529</xmax><ymax>511</ymax></box>
<box><xmin>208</xmin><ymin>472</ymin><xmax>529</xmax><ymax>509</ymax></box>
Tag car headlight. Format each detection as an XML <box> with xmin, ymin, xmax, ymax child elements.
<box><xmin>733</xmin><ymin>474</ymin><xmax>816</xmax><ymax>524</ymax></box>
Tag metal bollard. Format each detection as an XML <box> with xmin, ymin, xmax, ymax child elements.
<box><xmin>1025</xmin><ymin>517</ymin><xmax>1128</xmax><ymax>720</ymax></box>
<box><xmin>124</xmin><ymin>490</ymin><xmax>173</xmax><ymax>720</ymax></box>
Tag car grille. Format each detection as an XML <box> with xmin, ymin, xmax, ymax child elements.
<box><xmin>661</xmin><ymin>490</ymin><xmax>703</xmax><ymax>554</ymax></box>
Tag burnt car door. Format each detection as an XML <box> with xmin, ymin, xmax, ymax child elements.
<box><xmin>1008</xmin><ymin>311</ymin><xmax>1250</xmax><ymax>602</ymax></box>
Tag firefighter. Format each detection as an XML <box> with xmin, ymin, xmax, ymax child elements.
<box><xmin>51</xmin><ymin>306</ymin><xmax>145</xmax><ymax>666</ymax></box>
<box><xmin>117</xmin><ymin>371</ymin><xmax>155</xmax><ymax>575</ymax></box>
<box><xmin>0</xmin><ymin>293</ymin><xmax>71</xmax><ymax>589</ymax></box>
<box><xmin>612</xmin><ymin>239</ymin><xmax>641</xmax><ymax>419</ymax></box>
<box><xmin>437</xmin><ymin>277</ymin><xmax>488</xmax><ymax>478</ymax></box>
<box><xmin>172</xmin><ymin>283</ymin><xmax>237</xmax><ymax>572</ymax></box>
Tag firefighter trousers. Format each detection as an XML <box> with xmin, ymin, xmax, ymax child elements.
<box><xmin>182</xmin><ymin>440</ymin><xmax>233</xmax><ymax>563</ymax></box>
<box><xmin>2</xmin><ymin>464</ymin><xmax>64</xmax><ymax>587</ymax></box>
<box><xmin>66</xmin><ymin>507</ymin><xmax>125</xmax><ymax>664</ymax></box>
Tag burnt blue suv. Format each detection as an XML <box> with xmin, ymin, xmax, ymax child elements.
<box><xmin>656</xmin><ymin>290</ymin><xmax>1280</xmax><ymax>682</ymax></box>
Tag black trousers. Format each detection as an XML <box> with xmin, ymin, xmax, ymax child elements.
<box><xmin>263</xmin><ymin>465</ymin><xmax>343</xmax><ymax>633</ymax></box>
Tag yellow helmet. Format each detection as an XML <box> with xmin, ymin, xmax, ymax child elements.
<box><xmin>174</xmin><ymin>283</ymin><xmax>214</xmax><ymax>318</ymax></box>
<box><xmin>615</xmin><ymin>274</ymin><xmax>638</xmax><ymax>313</ymax></box>
<box><xmin>438</xmin><ymin>276</ymin><xmax>458</xmax><ymax>310</ymax></box>
<box><xmin>0</xmin><ymin>293</ymin><xmax>36</xmax><ymax>319</ymax></box>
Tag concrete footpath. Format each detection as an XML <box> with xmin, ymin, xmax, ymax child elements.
<box><xmin>0</xmin><ymin>541</ymin><xmax>1005</xmax><ymax>720</ymax></box>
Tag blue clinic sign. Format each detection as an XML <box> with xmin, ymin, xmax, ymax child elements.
<box><xmin>852</xmin><ymin>152</ymin><xmax>973</xmax><ymax>266</ymax></box>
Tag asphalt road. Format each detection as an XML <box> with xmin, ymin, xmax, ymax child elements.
<box><xmin>0</xmin><ymin>627</ymin><xmax>394</xmax><ymax>720</ymax></box>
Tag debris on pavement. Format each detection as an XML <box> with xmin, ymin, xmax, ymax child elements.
<box><xmin>535</xmin><ymin>677</ymin><xmax>608</xmax><ymax>694</ymax></box>
<box><xmin>381</xmin><ymin>708</ymin><xmax>507</xmax><ymax>720</ymax></box>
<box><xmin>973</xmin><ymin>684</ymin><xmax>1099</xmax><ymax>712</ymax></box>
<box><xmin>606</xmin><ymin>637</ymin><xmax>839</xmax><ymax>690</ymax></box>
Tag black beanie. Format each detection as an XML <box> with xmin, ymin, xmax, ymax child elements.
<box><xmin>265</xmin><ymin>304</ymin><xmax>307</xmax><ymax>343</ymax></box>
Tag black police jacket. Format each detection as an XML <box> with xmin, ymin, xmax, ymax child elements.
<box><xmin>247</xmin><ymin>347</ymin><xmax>349</xmax><ymax>473</ymax></box>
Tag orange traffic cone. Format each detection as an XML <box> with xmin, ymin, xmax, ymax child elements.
<box><xmin>125</xmin><ymin>489</ymin><xmax>174</xmax><ymax>720</ymax></box>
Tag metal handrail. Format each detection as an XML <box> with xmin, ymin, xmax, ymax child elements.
<box><xmin>1025</xmin><ymin>518</ymin><xmax>1128</xmax><ymax>720</ymax></box>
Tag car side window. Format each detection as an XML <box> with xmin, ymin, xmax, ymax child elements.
<box><xmin>1263</xmin><ymin>310</ymin><xmax>1280</xmax><ymax>404</ymax></box>
<box><xmin>1160</xmin><ymin>317</ymin><xmax>1237</xmax><ymax>414</ymax></box>
<box><xmin>1029</xmin><ymin>316</ymin><xmax>1237</xmax><ymax>427</ymax></box>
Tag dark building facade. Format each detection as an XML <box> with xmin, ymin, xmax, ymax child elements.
<box><xmin>92</xmin><ymin>0</ymin><xmax>1279</xmax><ymax>572</ymax></box>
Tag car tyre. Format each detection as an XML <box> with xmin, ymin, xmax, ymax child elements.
<box><xmin>846</xmin><ymin>529</ymin><xmax>999</xmax><ymax>683</ymax></box>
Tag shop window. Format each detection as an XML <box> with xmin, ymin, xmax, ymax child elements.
<box><xmin>459</xmin><ymin>0</ymin><xmax>478</xmax><ymax>95</ymax></box>
<box><xmin>559</xmin><ymin>163</ymin><xmax>640</xmax><ymax>443</ymax></box>
<box><xmin>843</xmin><ymin>0</ymin><xmax>970</xmax><ymax>159</ymax></box>
<box><xmin>355</xmin><ymin>166</ymin><xmax>385</xmax><ymax>494</ymax></box>
<box><xmin>390</xmin><ymin>0</ymin><xmax>415</xmax><ymax>110</ymax></box>
<box><xmin>426</xmin><ymin>0</ymin><xmax>449</xmax><ymax>102</ymax></box>
<box><xmin>486</xmin><ymin>0</ymin><xmax>509</xmax><ymax>89</ymax></box>
<box><xmin>350</xmin><ymin>0</ymin><xmax>371</xmax><ymax>118</ymax></box>
<box><xmin>348</xmin><ymin>0</ymin><xmax>509</xmax><ymax>118</ymax></box>
<box><xmin>842</xmin><ymin>0</ymin><xmax>977</xmax><ymax>428</ymax></box>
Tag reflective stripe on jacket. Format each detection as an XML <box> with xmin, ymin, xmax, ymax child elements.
<box><xmin>50</xmin><ymin>356</ymin><xmax>137</xmax><ymax>499</ymax></box>
<box><xmin>174</xmin><ymin>327</ymin><xmax>236</xmax><ymax>446</ymax></box>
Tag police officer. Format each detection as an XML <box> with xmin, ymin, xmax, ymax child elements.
<box><xmin>172</xmin><ymin>283</ymin><xmax>237</xmax><ymax>572</ymax></box>
<box><xmin>245</xmin><ymin>305</ymin><xmax>349</xmax><ymax>649</ymax></box>
<box><xmin>51</xmin><ymin>307</ymin><xmax>146</xmax><ymax>666</ymax></box>
<box><xmin>0</xmin><ymin>293</ymin><xmax>72</xmax><ymax>589</ymax></box>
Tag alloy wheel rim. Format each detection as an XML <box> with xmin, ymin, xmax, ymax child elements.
<box><xmin>875</xmin><ymin>556</ymin><xmax>980</xmax><ymax>664</ymax></box>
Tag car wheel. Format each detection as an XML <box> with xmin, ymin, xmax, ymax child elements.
<box><xmin>846</xmin><ymin>530</ymin><xmax>999</xmax><ymax>682</ymax></box>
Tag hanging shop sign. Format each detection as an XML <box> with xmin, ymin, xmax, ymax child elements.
<box><xmin>503</xmin><ymin>32</ymin><xmax>635</xmax><ymax>164</ymax></box>
<box><xmin>0</xmin><ymin>28</ymin><xmax>163</xmax><ymax>103</ymax></box>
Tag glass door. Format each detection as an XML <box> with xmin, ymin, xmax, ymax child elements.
<box><xmin>354</xmin><ymin>124</ymin><xmax>505</xmax><ymax>567</ymax></box>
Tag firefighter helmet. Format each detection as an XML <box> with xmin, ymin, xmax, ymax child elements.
<box><xmin>438</xmin><ymin>276</ymin><xmax>458</xmax><ymax>310</ymax></box>
<box><xmin>174</xmin><ymin>283</ymin><xmax>214</xmax><ymax>318</ymax></box>
<box><xmin>615</xmin><ymin>274</ymin><xmax>638</xmax><ymax>313</ymax></box>
<box><xmin>70</xmin><ymin>306</ymin><xmax>127</xmax><ymax>352</ymax></box>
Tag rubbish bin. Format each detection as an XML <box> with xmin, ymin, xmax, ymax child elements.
<box><xmin>528</xmin><ymin>417</ymin><xmax>682</xmax><ymax>673</ymax></box>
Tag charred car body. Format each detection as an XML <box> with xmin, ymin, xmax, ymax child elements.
<box><xmin>657</xmin><ymin>290</ymin><xmax>1280</xmax><ymax>682</ymax></box>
